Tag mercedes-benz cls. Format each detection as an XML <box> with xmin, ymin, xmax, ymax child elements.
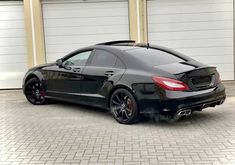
<box><xmin>23</xmin><ymin>40</ymin><xmax>226</xmax><ymax>124</ymax></box>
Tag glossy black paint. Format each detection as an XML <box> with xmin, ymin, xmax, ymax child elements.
<box><xmin>23</xmin><ymin>43</ymin><xmax>226</xmax><ymax>116</ymax></box>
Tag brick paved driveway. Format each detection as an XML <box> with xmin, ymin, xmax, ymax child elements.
<box><xmin>0</xmin><ymin>82</ymin><xmax>235</xmax><ymax>165</ymax></box>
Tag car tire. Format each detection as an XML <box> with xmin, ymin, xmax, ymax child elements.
<box><xmin>24</xmin><ymin>77</ymin><xmax>48</xmax><ymax>105</ymax></box>
<box><xmin>110</xmin><ymin>88</ymin><xmax>139</xmax><ymax>124</ymax></box>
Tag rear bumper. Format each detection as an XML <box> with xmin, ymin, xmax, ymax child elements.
<box><xmin>135</xmin><ymin>82</ymin><xmax>226</xmax><ymax>115</ymax></box>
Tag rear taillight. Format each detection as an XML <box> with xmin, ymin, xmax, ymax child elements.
<box><xmin>152</xmin><ymin>76</ymin><xmax>189</xmax><ymax>91</ymax></box>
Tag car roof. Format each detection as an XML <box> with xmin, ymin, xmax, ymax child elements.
<box><xmin>62</xmin><ymin>41</ymin><xmax>193</xmax><ymax>64</ymax></box>
<box><xmin>93</xmin><ymin>42</ymin><xmax>179</xmax><ymax>55</ymax></box>
<box><xmin>94</xmin><ymin>45</ymin><xmax>140</xmax><ymax>51</ymax></box>
<box><xmin>64</xmin><ymin>40</ymin><xmax>178</xmax><ymax>56</ymax></box>
<box><xmin>95</xmin><ymin>43</ymin><xmax>194</xmax><ymax>62</ymax></box>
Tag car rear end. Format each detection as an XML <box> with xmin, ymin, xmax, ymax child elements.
<box><xmin>151</xmin><ymin>66</ymin><xmax>226</xmax><ymax>119</ymax></box>
<box><xmin>126</xmin><ymin>46</ymin><xmax>226</xmax><ymax>119</ymax></box>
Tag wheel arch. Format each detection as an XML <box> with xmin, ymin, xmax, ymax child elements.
<box><xmin>26</xmin><ymin>70</ymin><xmax>44</xmax><ymax>82</ymax></box>
<box><xmin>107</xmin><ymin>84</ymin><xmax>138</xmax><ymax>108</ymax></box>
<box><xmin>25</xmin><ymin>74</ymin><xmax>39</xmax><ymax>84</ymax></box>
<box><xmin>23</xmin><ymin>71</ymin><xmax>45</xmax><ymax>93</ymax></box>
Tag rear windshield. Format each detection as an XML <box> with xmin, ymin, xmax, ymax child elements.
<box><xmin>127</xmin><ymin>48</ymin><xmax>186</xmax><ymax>66</ymax></box>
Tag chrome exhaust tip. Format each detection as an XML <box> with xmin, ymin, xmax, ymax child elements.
<box><xmin>185</xmin><ymin>110</ymin><xmax>192</xmax><ymax>117</ymax></box>
<box><xmin>174</xmin><ymin>109</ymin><xmax>192</xmax><ymax>120</ymax></box>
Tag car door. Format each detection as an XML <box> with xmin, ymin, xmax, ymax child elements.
<box><xmin>80</xmin><ymin>49</ymin><xmax>126</xmax><ymax>106</ymax></box>
<box><xmin>43</xmin><ymin>50</ymin><xmax>93</xmax><ymax>100</ymax></box>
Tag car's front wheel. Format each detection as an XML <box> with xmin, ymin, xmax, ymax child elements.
<box><xmin>110</xmin><ymin>88</ymin><xmax>139</xmax><ymax>124</ymax></box>
<box><xmin>24</xmin><ymin>77</ymin><xmax>47</xmax><ymax>105</ymax></box>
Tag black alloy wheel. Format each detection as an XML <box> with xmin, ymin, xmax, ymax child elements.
<box><xmin>25</xmin><ymin>78</ymin><xmax>47</xmax><ymax>105</ymax></box>
<box><xmin>110</xmin><ymin>88</ymin><xmax>139</xmax><ymax>124</ymax></box>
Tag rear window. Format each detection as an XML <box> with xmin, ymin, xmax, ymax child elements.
<box><xmin>127</xmin><ymin>48</ymin><xmax>186</xmax><ymax>66</ymax></box>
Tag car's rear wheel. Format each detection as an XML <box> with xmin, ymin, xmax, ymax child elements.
<box><xmin>25</xmin><ymin>77</ymin><xmax>47</xmax><ymax>105</ymax></box>
<box><xmin>110</xmin><ymin>88</ymin><xmax>139</xmax><ymax>124</ymax></box>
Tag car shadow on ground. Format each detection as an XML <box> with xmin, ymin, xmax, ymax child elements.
<box><xmin>50</xmin><ymin>100</ymin><xmax>224</xmax><ymax>127</ymax></box>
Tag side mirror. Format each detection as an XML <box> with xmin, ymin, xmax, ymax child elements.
<box><xmin>56</xmin><ymin>59</ymin><xmax>63</xmax><ymax>67</ymax></box>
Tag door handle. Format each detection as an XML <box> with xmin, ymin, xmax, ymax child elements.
<box><xmin>105</xmin><ymin>71</ymin><xmax>114</xmax><ymax>77</ymax></box>
<box><xmin>73</xmin><ymin>68</ymin><xmax>81</xmax><ymax>72</ymax></box>
<box><xmin>69</xmin><ymin>75</ymin><xmax>83</xmax><ymax>81</ymax></box>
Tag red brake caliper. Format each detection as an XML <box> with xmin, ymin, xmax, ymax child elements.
<box><xmin>40</xmin><ymin>90</ymin><xmax>45</xmax><ymax>97</ymax></box>
<box><xmin>127</xmin><ymin>99</ymin><xmax>133</xmax><ymax>115</ymax></box>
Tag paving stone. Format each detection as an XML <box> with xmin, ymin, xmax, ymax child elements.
<box><xmin>0</xmin><ymin>82</ymin><xmax>234</xmax><ymax>164</ymax></box>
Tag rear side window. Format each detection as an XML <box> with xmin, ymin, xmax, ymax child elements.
<box><xmin>127</xmin><ymin>48</ymin><xmax>186</xmax><ymax>66</ymax></box>
<box><xmin>90</xmin><ymin>49</ymin><xmax>117</xmax><ymax>67</ymax></box>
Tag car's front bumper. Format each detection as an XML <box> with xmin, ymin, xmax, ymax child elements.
<box><xmin>134</xmin><ymin>82</ymin><xmax>226</xmax><ymax>115</ymax></box>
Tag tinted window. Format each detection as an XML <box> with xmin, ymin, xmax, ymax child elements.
<box><xmin>63</xmin><ymin>50</ymin><xmax>92</xmax><ymax>66</ymax></box>
<box><xmin>90</xmin><ymin>50</ymin><xmax>117</xmax><ymax>67</ymax></box>
<box><xmin>127</xmin><ymin>48</ymin><xmax>186</xmax><ymax>66</ymax></box>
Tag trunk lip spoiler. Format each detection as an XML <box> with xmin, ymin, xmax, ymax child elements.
<box><xmin>175</xmin><ymin>66</ymin><xmax>216</xmax><ymax>76</ymax></box>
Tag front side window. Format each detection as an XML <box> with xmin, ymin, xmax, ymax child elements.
<box><xmin>90</xmin><ymin>50</ymin><xmax>117</xmax><ymax>67</ymax></box>
<box><xmin>63</xmin><ymin>50</ymin><xmax>92</xmax><ymax>66</ymax></box>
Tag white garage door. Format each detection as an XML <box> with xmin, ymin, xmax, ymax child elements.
<box><xmin>0</xmin><ymin>1</ymin><xmax>27</xmax><ymax>89</ymax></box>
<box><xmin>148</xmin><ymin>0</ymin><xmax>234</xmax><ymax>80</ymax></box>
<box><xmin>42</xmin><ymin>0</ymin><xmax>129</xmax><ymax>62</ymax></box>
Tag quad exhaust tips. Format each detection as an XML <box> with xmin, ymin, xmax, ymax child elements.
<box><xmin>174</xmin><ymin>109</ymin><xmax>192</xmax><ymax>120</ymax></box>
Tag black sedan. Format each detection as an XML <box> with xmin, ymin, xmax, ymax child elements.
<box><xmin>23</xmin><ymin>40</ymin><xmax>226</xmax><ymax>124</ymax></box>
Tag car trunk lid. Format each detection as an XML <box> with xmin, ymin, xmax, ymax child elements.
<box><xmin>154</xmin><ymin>61</ymin><xmax>218</xmax><ymax>91</ymax></box>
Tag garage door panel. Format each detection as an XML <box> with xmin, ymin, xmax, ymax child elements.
<box><xmin>0</xmin><ymin>11</ymin><xmax>24</xmax><ymax>20</ymax></box>
<box><xmin>0</xmin><ymin>55</ymin><xmax>26</xmax><ymax>64</ymax></box>
<box><xmin>190</xmin><ymin>55</ymin><xmax>233</xmax><ymax>65</ymax></box>
<box><xmin>43</xmin><ymin>1</ymin><xmax>126</xmax><ymax>9</ymax></box>
<box><xmin>45</xmin><ymin>44</ymin><xmax>88</xmax><ymax>54</ymax></box>
<box><xmin>46</xmin><ymin>34</ymin><xmax>129</xmax><ymax>45</ymax></box>
<box><xmin>151</xmin><ymin>0</ymin><xmax>232</xmax><ymax>6</ymax></box>
<box><xmin>0</xmin><ymin>20</ymin><xmax>24</xmax><ymax>29</ymax></box>
<box><xmin>0</xmin><ymin>6</ymin><xmax>22</xmax><ymax>12</ymax></box>
<box><xmin>0</xmin><ymin>63</ymin><xmax>27</xmax><ymax>73</ymax></box>
<box><xmin>44</xmin><ymin>17</ymin><xmax>128</xmax><ymax>27</ymax></box>
<box><xmin>46</xmin><ymin>27</ymin><xmax>129</xmax><ymax>36</ymax></box>
<box><xmin>149</xmin><ymin>30</ymin><xmax>232</xmax><ymax>41</ymax></box>
<box><xmin>148</xmin><ymin>20</ymin><xmax>232</xmax><ymax>32</ymax></box>
<box><xmin>148</xmin><ymin>12</ymin><xmax>232</xmax><ymax>24</ymax></box>
<box><xmin>0</xmin><ymin>80</ymin><xmax>23</xmax><ymax>89</ymax></box>
<box><xmin>43</xmin><ymin>0</ymin><xmax>129</xmax><ymax>62</ymax></box>
<box><xmin>176</xmin><ymin>47</ymin><xmax>233</xmax><ymax>56</ymax></box>
<box><xmin>148</xmin><ymin>3</ymin><xmax>232</xmax><ymax>15</ymax></box>
<box><xmin>0</xmin><ymin>46</ymin><xmax>25</xmax><ymax>55</ymax></box>
<box><xmin>0</xmin><ymin>29</ymin><xmax>25</xmax><ymax>38</ymax></box>
<box><xmin>215</xmin><ymin>64</ymin><xmax>234</xmax><ymax>72</ymax></box>
<box><xmin>0</xmin><ymin>2</ymin><xmax>24</xmax><ymax>11</ymax></box>
<box><xmin>45</xmin><ymin>25</ymin><xmax>129</xmax><ymax>36</ymax></box>
<box><xmin>153</xmin><ymin>38</ymin><xmax>232</xmax><ymax>49</ymax></box>
<box><xmin>0</xmin><ymin>37</ymin><xmax>25</xmax><ymax>46</ymax></box>
<box><xmin>217</xmin><ymin>72</ymin><xmax>234</xmax><ymax>80</ymax></box>
<box><xmin>44</xmin><ymin>8</ymin><xmax>127</xmax><ymax>18</ymax></box>
<box><xmin>148</xmin><ymin>0</ymin><xmax>234</xmax><ymax>80</ymax></box>
<box><xmin>0</xmin><ymin>2</ymin><xmax>27</xmax><ymax>89</ymax></box>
